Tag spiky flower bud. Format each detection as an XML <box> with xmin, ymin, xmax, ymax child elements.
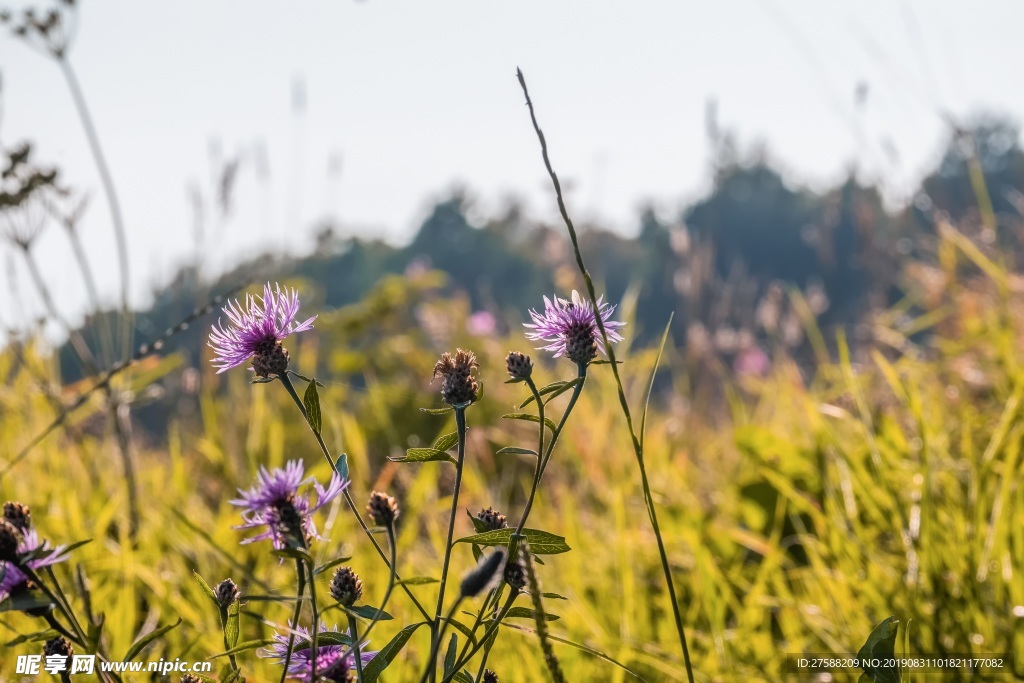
<box><xmin>432</xmin><ymin>348</ymin><xmax>480</xmax><ymax>406</ymax></box>
<box><xmin>43</xmin><ymin>635</ymin><xmax>73</xmax><ymax>659</ymax></box>
<box><xmin>330</xmin><ymin>566</ymin><xmax>363</xmax><ymax>606</ymax></box>
<box><xmin>366</xmin><ymin>491</ymin><xmax>400</xmax><ymax>527</ymax></box>
<box><xmin>459</xmin><ymin>548</ymin><xmax>507</xmax><ymax>598</ymax></box>
<box><xmin>181</xmin><ymin>674</ymin><xmax>203</xmax><ymax>683</ymax></box>
<box><xmin>0</xmin><ymin>519</ymin><xmax>20</xmax><ymax>563</ymax></box>
<box><xmin>251</xmin><ymin>339</ymin><xmax>290</xmax><ymax>377</ymax></box>
<box><xmin>3</xmin><ymin>501</ymin><xmax>31</xmax><ymax>532</ymax></box>
<box><xmin>505</xmin><ymin>351</ymin><xmax>533</xmax><ymax>381</ymax></box>
<box><xmin>476</xmin><ymin>507</ymin><xmax>507</xmax><ymax>531</ymax></box>
<box><xmin>503</xmin><ymin>554</ymin><xmax>527</xmax><ymax>592</ymax></box>
<box><xmin>483</xmin><ymin>670</ymin><xmax>499</xmax><ymax>683</ymax></box>
<box><xmin>215</xmin><ymin>578</ymin><xmax>240</xmax><ymax>607</ymax></box>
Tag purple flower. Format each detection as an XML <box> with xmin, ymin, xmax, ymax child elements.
<box><xmin>230</xmin><ymin>460</ymin><xmax>347</xmax><ymax>550</ymax></box>
<box><xmin>0</xmin><ymin>528</ymin><xmax>70</xmax><ymax>602</ymax></box>
<box><xmin>208</xmin><ymin>282</ymin><xmax>316</xmax><ymax>376</ymax></box>
<box><xmin>524</xmin><ymin>290</ymin><xmax>626</xmax><ymax>365</ymax></box>
<box><xmin>261</xmin><ymin>624</ymin><xmax>377</xmax><ymax>682</ymax></box>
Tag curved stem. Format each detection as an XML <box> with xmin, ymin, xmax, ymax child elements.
<box><xmin>517</xmin><ymin>68</ymin><xmax>696</xmax><ymax>683</ymax></box>
<box><xmin>430</xmin><ymin>407</ymin><xmax>468</xmax><ymax>682</ymax></box>
<box><xmin>280</xmin><ymin>559</ymin><xmax>306</xmax><ymax>683</ymax></box>
<box><xmin>278</xmin><ymin>373</ymin><xmax>432</xmax><ymax>622</ymax></box>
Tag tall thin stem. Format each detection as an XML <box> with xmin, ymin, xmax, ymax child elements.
<box><xmin>58</xmin><ymin>58</ymin><xmax>130</xmax><ymax>318</ymax></box>
<box><xmin>516</xmin><ymin>67</ymin><xmax>695</xmax><ymax>683</ymax></box>
<box><xmin>307</xmin><ymin>557</ymin><xmax>321</xmax><ymax>682</ymax></box>
<box><xmin>348</xmin><ymin>613</ymin><xmax>365</xmax><ymax>683</ymax></box>
<box><xmin>277</xmin><ymin>373</ymin><xmax>432</xmax><ymax>622</ymax></box>
<box><xmin>431</xmin><ymin>407</ymin><xmax>468</xmax><ymax>681</ymax></box>
<box><xmin>280</xmin><ymin>559</ymin><xmax>306</xmax><ymax>683</ymax></box>
<box><xmin>441</xmin><ymin>591</ymin><xmax>518</xmax><ymax>683</ymax></box>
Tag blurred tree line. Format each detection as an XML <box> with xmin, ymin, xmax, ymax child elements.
<box><xmin>53</xmin><ymin>114</ymin><xmax>1024</xmax><ymax>385</ymax></box>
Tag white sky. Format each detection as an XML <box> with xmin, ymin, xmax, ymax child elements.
<box><xmin>1</xmin><ymin>0</ymin><xmax>1022</xmax><ymax>331</ymax></box>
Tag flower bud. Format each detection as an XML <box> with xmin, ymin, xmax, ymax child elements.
<box><xmin>3</xmin><ymin>501</ymin><xmax>31</xmax><ymax>532</ymax></box>
<box><xmin>432</xmin><ymin>349</ymin><xmax>480</xmax><ymax>406</ymax></box>
<box><xmin>476</xmin><ymin>507</ymin><xmax>507</xmax><ymax>531</ymax></box>
<box><xmin>459</xmin><ymin>548</ymin><xmax>507</xmax><ymax>598</ymax></box>
<box><xmin>505</xmin><ymin>351</ymin><xmax>533</xmax><ymax>381</ymax></box>
<box><xmin>330</xmin><ymin>566</ymin><xmax>363</xmax><ymax>607</ymax></box>
<box><xmin>483</xmin><ymin>670</ymin><xmax>499</xmax><ymax>683</ymax></box>
<box><xmin>215</xmin><ymin>578</ymin><xmax>240</xmax><ymax>607</ymax></box>
<box><xmin>0</xmin><ymin>519</ymin><xmax>19</xmax><ymax>563</ymax></box>
<box><xmin>366</xmin><ymin>491</ymin><xmax>400</xmax><ymax>527</ymax></box>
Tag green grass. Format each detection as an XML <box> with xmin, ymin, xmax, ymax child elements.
<box><xmin>1</xmin><ymin>243</ymin><xmax>1022</xmax><ymax>681</ymax></box>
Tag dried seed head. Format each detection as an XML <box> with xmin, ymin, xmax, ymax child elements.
<box><xmin>181</xmin><ymin>675</ymin><xmax>203</xmax><ymax>683</ymax></box>
<box><xmin>476</xmin><ymin>507</ymin><xmax>507</xmax><ymax>532</ymax></box>
<box><xmin>215</xmin><ymin>578</ymin><xmax>240</xmax><ymax>607</ymax></box>
<box><xmin>460</xmin><ymin>548</ymin><xmax>507</xmax><ymax>598</ymax></box>
<box><xmin>505</xmin><ymin>351</ymin><xmax>533</xmax><ymax>381</ymax></box>
<box><xmin>330</xmin><ymin>565</ymin><xmax>363</xmax><ymax>606</ymax></box>
<box><xmin>3</xmin><ymin>501</ymin><xmax>31</xmax><ymax>532</ymax></box>
<box><xmin>503</xmin><ymin>554</ymin><xmax>527</xmax><ymax>592</ymax></box>
<box><xmin>251</xmin><ymin>339</ymin><xmax>290</xmax><ymax>377</ymax></box>
<box><xmin>432</xmin><ymin>348</ymin><xmax>480</xmax><ymax>406</ymax></box>
<box><xmin>0</xmin><ymin>519</ymin><xmax>19</xmax><ymax>563</ymax></box>
<box><xmin>366</xmin><ymin>491</ymin><xmax>400</xmax><ymax>527</ymax></box>
<box><xmin>483</xmin><ymin>670</ymin><xmax>499</xmax><ymax>683</ymax></box>
<box><xmin>43</xmin><ymin>635</ymin><xmax>73</xmax><ymax>658</ymax></box>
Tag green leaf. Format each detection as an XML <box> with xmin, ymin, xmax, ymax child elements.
<box><xmin>444</xmin><ymin>634</ymin><xmax>458</xmax><ymax>675</ymax></box>
<box><xmin>467</xmin><ymin>509</ymin><xmax>490</xmax><ymax>533</ymax></box>
<box><xmin>210</xmin><ymin>639</ymin><xmax>275</xmax><ymax>658</ymax></box>
<box><xmin>456</xmin><ymin>528</ymin><xmax>570</xmax><ymax>555</ymax></box>
<box><xmin>0</xmin><ymin>590</ymin><xmax>55</xmax><ymax>613</ymax></box>
<box><xmin>346</xmin><ymin>605</ymin><xmax>394</xmax><ymax>621</ymax></box>
<box><xmin>362</xmin><ymin>622</ymin><xmax>427</xmax><ymax>682</ymax></box>
<box><xmin>123</xmin><ymin>618</ymin><xmax>182</xmax><ymax>661</ymax></box>
<box><xmin>316</xmin><ymin>631</ymin><xmax>354</xmax><ymax>646</ymax></box>
<box><xmin>441</xmin><ymin>617</ymin><xmax>478</xmax><ymax>645</ymax></box>
<box><xmin>303</xmin><ymin>380</ymin><xmax>322</xmax><ymax>435</ymax></box>
<box><xmin>225</xmin><ymin>600</ymin><xmax>240</xmax><ymax>648</ymax></box>
<box><xmin>390</xmin><ymin>448</ymin><xmax>456</xmax><ymax>464</ymax></box>
<box><xmin>421</xmin><ymin>406</ymin><xmax>454</xmax><ymax>415</ymax></box>
<box><xmin>336</xmin><ymin>453</ymin><xmax>350</xmax><ymax>480</ymax></box>
<box><xmin>241</xmin><ymin>594</ymin><xmax>308</xmax><ymax>602</ymax></box>
<box><xmin>251</xmin><ymin>376</ymin><xmax>276</xmax><ymax>383</ymax></box>
<box><xmin>499</xmin><ymin>622</ymin><xmax>644</xmax><ymax>679</ymax></box>
<box><xmin>502</xmin><ymin>413</ymin><xmax>558</xmax><ymax>433</ymax></box>
<box><xmin>395</xmin><ymin>576</ymin><xmax>439</xmax><ymax>587</ymax></box>
<box><xmin>590</xmin><ymin>359</ymin><xmax>622</xmax><ymax>365</ymax></box>
<box><xmin>857</xmin><ymin>616</ymin><xmax>901</xmax><ymax>683</ymax></box>
<box><xmin>194</xmin><ymin>571</ymin><xmax>217</xmax><ymax>602</ymax></box>
<box><xmin>289</xmin><ymin>371</ymin><xmax>325</xmax><ymax>387</ymax></box>
<box><xmin>640</xmin><ymin>315</ymin><xmax>673</xmax><ymax>453</ymax></box>
<box><xmin>271</xmin><ymin>547</ymin><xmax>313</xmax><ymax>563</ymax></box>
<box><xmin>519</xmin><ymin>378</ymin><xmax>582</xmax><ymax>408</ymax></box>
<box><xmin>505</xmin><ymin>606</ymin><xmax>560</xmax><ymax>621</ymax></box>
<box><xmin>542</xmin><ymin>592</ymin><xmax>568</xmax><ymax>601</ymax></box>
<box><xmin>453</xmin><ymin>672</ymin><xmax>475</xmax><ymax>683</ymax></box>
<box><xmin>5</xmin><ymin>629</ymin><xmax>58</xmax><ymax>646</ymax></box>
<box><xmin>495</xmin><ymin>446</ymin><xmax>538</xmax><ymax>457</ymax></box>
<box><xmin>313</xmin><ymin>556</ymin><xmax>354</xmax><ymax>576</ymax></box>
<box><xmin>433</xmin><ymin>431</ymin><xmax>459</xmax><ymax>452</ymax></box>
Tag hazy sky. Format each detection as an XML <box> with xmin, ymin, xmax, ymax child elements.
<box><xmin>1</xmin><ymin>0</ymin><xmax>1023</xmax><ymax>332</ymax></box>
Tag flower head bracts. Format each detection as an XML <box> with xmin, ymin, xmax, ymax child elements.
<box><xmin>524</xmin><ymin>290</ymin><xmax>625</xmax><ymax>365</ymax></box>
<box><xmin>230</xmin><ymin>460</ymin><xmax>347</xmax><ymax>550</ymax></box>
<box><xmin>0</xmin><ymin>527</ymin><xmax>70</xmax><ymax>602</ymax></box>
<box><xmin>208</xmin><ymin>282</ymin><xmax>316</xmax><ymax>376</ymax></box>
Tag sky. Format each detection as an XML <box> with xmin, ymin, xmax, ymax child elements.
<box><xmin>1</xmin><ymin>0</ymin><xmax>1023</xmax><ymax>333</ymax></box>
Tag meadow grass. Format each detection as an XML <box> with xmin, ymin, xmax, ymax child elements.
<box><xmin>1</xmin><ymin>224</ymin><xmax>1022</xmax><ymax>681</ymax></box>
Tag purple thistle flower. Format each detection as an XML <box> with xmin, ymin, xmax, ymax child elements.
<box><xmin>0</xmin><ymin>528</ymin><xmax>70</xmax><ymax>602</ymax></box>
<box><xmin>524</xmin><ymin>290</ymin><xmax>626</xmax><ymax>365</ymax></box>
<box><xmin>230</xmin><ymin>460</ymin><xmax>347</xmax><ymax>550</ymax></box>
<box><xmin>208</xmin><ymin>281</ymin><xmax>316</xmax><ymax>376</ymax></box>
<box><xmin>261</xmin><ymin>624</ymin><xmax>377</xmax><ymax>682</ymax></box>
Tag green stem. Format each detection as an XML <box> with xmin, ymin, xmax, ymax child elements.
<box><xmin>348</xmin><ymin>613</ymin><xmax>365</xmax><ymax>683</ymax></box>
<box><xmin>278</xmin><ymin>373</ymin><xmax>432</xmax><ymax>622</ymax></box>
<box><xmin>218</xmin><ymin>605</ymin><xmax>239</xmax><ymax>673</ymax></box>
<box><xmin>308</xmin><ymin>558</ymin><xmax>320</xmax><ymax>682</ymax></box>
<box><xmin>441</xmin><ymin>592</ymin><xmax>517</xmax><ymax>683</ymax></box>
<box><xmin>418</xmin><ymin>598</ymin><xmax>465</xmax><ymax>683</ymax></box>
<box><xmin>280</xmin><ymin>559</ymin><xmax>306</xmax><ymax>683</ymax></box>
<box><xmin>516</xmin><ymin>67</ymin><xmax>696</xmax><ymax>683</ymax></box>
<box><xmin>431</xmin><ymin>407</ymin><xmax>468</xmax><ymax>681</ymax></box>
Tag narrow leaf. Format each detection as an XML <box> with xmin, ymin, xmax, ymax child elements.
<box><xmin>520</xmin><ymin>378</ymin><xmax>582</xmax><ymax>408</ymax></box>
<box><xmin>444</xmin><ymin>634</ymin><xmax>458</xmax><ymax>675</ymax></box>
<box><xmin>210</xmin><ymin>639</ymin><xmax>274</xmax><ymax>658</ymax></box>
<box><xmin>395</xmin><ymin>576</ymin><xmax>439</xmax><ymax>587</ymax></box>
<box><xmin>303</xmin><ymin>380</ymin><xmax>322</xmax><ymax>435</ymax></box>
<box><xmin>495</xmin><ymin>446</ymin><xmax>538</xmax><ymax>457</ymax></box>
<box><xmin>390</xmin><ymin>448</ymin><xmax>456</xmax><ymax>464</ymax></box>
<box><xmin>502</xmin><ymin>413</ymin><xmax>558</xmax><ymax>433</ymax></box>
<box><xmin>225</xmin><ymin>600</ymin><xmax>240</xmax><ymax>648</ymax></box>
<box><xmin>640</xmin><ymin>315</ymin><xmax>673</xmax><ymax>453</ymax></box>
<box><xmin>346</xmin><ymin>605</ymin><xmax>394</xmax><ymax>621</ymax></box>
<box><xmin>362</xmin><ymin>622</ymin><xmax>427</xmax><ymax>682</ymax></box>
<box><xmin>194</xmin><ymin>571</ymin><xmax>217</xmax><ymax>602</ymax></box>
<box><xmin>123</xmin><ymin>618</ymin><xmax>182</xmax><ymax>661</ymax></box>
<box><xmin>313</xmin><ymin>556</ymin><xmax>354</xmax><ymax>576</ymax></box>
<box><xmin>432</xmin><ymin>431</ymin><xmax>459</xmax><ymax>452</ymax></box>
<box><xmin>421</xmin><ymin>406</ymin><xmax>453</xmax><ymax>415</ymax></box>
<box><xmin>336</xmin><ymin>453</ymin><xmax>350</xmax><ymax>480</ymax></box>
<box><xmin>505</xmin><ymin>606</ymin><xmax>560</xmax><ymax>621</ymax></box>
<box><xmin>5</xmin><ymin>629</ymin><xmax>58</xmax><ymax>646</ymax></box>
